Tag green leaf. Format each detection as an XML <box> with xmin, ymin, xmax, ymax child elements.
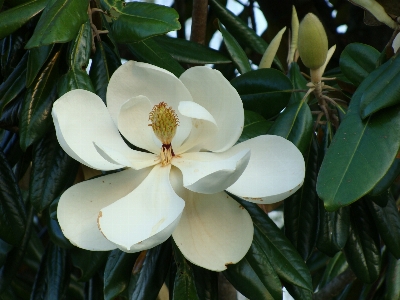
<box><xmin>287</xmin><ymin>62</ymin><xmax>309</xmax><ymax>105</ymax></box>
<box><xmin>0</xmin><ymin>149</ymin><xmax>26</xmax><ymax>246</ymax></box>
<box><xmin>191</xmin><ymin>265</ymin><xmax>218</xmax><ymax>300</ymax></box>
<box><xmin>283</xmin><ymin>137</ymin><xmax>319</xmax><ymax>261</ymax></box>
<box><xmin>0</xmin><ymin>52</ymin><xmax>28</xmax><ymax>114</ymax></box>
<box><xmin>70</xmin><ymin>248</ymin><xmax>109</xmax><ymax>282</ymax></box>
<box><xmin>127</xmin><ymin>38</ymin><xmax>184</xmax><ymax>77</ymax></box>
<box><xmin>316</xmin><ymin>58</ymin><xmax>400</xmax><ymax>211</ymax></box>
<box><xmin>19</xmin><ymin>49</ymin><xmax>61</xmax><ymax>151</ymax></box>
<box><xmin>25</xmin><ymin>0</ymin><xmax>88</xmax><ymax>48</ymax></box>
<box><xmin>128</xmin><ymin>240</ymin><xmax>172</xmax><ymax>299</ymax></box>
<box><xmin>343</xmin><ymin>200</ymin><xmax>381</xmax><ymax>284</ymax></box>
<box><xmin>237</xmin><ymin>110</ymin><xmax>273</xmax><ymax>143</ymax></box>
<box><xmin>154</xmin><ymin>35</ymin><xmax>231</xmax><ymax>65</ymax></box>
<box><xmin>100</xmin><ymin>1</ymin><xmax>180</xmax><ymax>43</ymax></box>
<box><xmin>89</xmin><ymin>41</ymin><xmax>121</xmax><ymax>103</ymax></box>
<box><xmin>218</xmin><ymin>20</ymin><xmax>251</xmax><ymax>74</ymax></box>
<box><xmin>283</xmin><ymin>282</ymin><xmax>312</xmax><ymax>300</ymax></box>
<box><xmin>208</xmin><ymin>0</ymin><xmax>283</xmax><ymax>71</ymax></box>
<box><xmin>359</xmin><ymin>53</ymin><xmax>400</xmax><ymax>118</ymax></box>
<box><xmin>67</xmin><ymin>20</ymin><xmax>92</xmax><ymax>70</ymax></box>
<box><xmin>316</xmin><ymin>206</ymin><xmax>350</xmax><ymax>257</ymax></box>
<box><xmin>318</xmin><ymin>252</ymin><xmax>348</xmax><ymax>288</ymax></box>
<box><xmin>386</xmin><ymin>253</ymin><xmax>400</xmax><ymax>300</ymax></box>
<box><xmin>57</xmin><ymin>69</ymin><xmax>95</xmax><ymax>97</ymax></box>
<box><xmin>339</xmin><ymin>43</ymin><xmax>379</xmax><ymax>86</ymax></box>
<box><xmin>26</xmin><ymin>44</ymin><xmax>54</xmax><ymax>87</ymax></box>
<box><xmin>47</xmin><ymin>216</ymin><xmax>73</xmax><ymax>249</ymax></box>
<box><xmin>30</xmin><ymin>243</ymin><xmax>70</xmax><ymax>300</ymax></box>
<box><xmin>0</xmin><ymin>0</ymin><xmax>47</xmax><ymax>40</ymax></box>
<box><xmin>369</xmin><ymin>158</ymin><xmax>400</xmax><ymax>197</ymax></box>
<box><xmin>224</xmin><ymin>241</ymin><xmax>282</xmax><ymax>300</ymax></box>
<box><xmin>367</xmin><ymin>194</ymin><xmax>400</xmax><ymax>258</ymax></box>
<box><xmin>230</xmin><ymin>195</ymin><xmax>313</xmax><ymax>291</ymax></box>
<box><xmin>29</xmin><ymin>130</ymin><xmax>79</xmax><ymax>212</ymax></box>
<box><xmin>104</xmin><ymin>250</ymin><xmax>139</xmax><ymax>300</ymax></box>
<box><xmin>230</xmin><ymin>69</ymin><xmax>292</xmax><ymax>119</ymax></box>
<box><xmin>172</xmin><ymin>242</ymin><xmax>199</xmax><ymax>300</ymax></box>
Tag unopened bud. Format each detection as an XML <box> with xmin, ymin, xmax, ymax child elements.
<box><xmin>298</xmin><ymin>13</ymin><xmax>328</xmax><ymax>70</ymax></box>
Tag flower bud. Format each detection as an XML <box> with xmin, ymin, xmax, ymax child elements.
<box><xmin>298</xmin><ymin>13</ymin><xmax>328</xmax><ymax>70</ymax></box>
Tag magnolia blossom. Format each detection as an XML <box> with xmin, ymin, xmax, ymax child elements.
<box><xmin>52</xmin><ymin>61</ymin><xmax>305</xmax><ymax>271</ymax></box>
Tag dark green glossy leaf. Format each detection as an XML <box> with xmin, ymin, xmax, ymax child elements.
<box><xmin>386</xmin><ymin>253</ymin><xmax>400</xmax><ymax>300</ymax></box>
<box><xmin>57</xmin><ymin>69</ymin><xmax>95</xmax><ymax>97</ymax></box>
<box><xmin>30</xmin><ymin>243</ymin><xmax>70</xmax><ymax>300</ymax></box>
<box><xmin>0</xmin><ymin>0</ymin><xmax>47</xmax><ymax>40</ymax></box>
<box><xmin>0</xmin><ymin>206</ymin><xmax>33</xmax><ymax>293</ymax></box>
<box><xmin>0</xmin><ymin>149</ymin><xmax>26</xmax><ymax>246</ymax></box>
<box><xmin>100</xmin><ymin>1</ymin><xmax>180</xmax><ymax>43</ymax></box>
<box><xmin>172</xmin><ymin>242</ymin><xmax>198</xmax><ymax>300</ymax></box>
<box><xmin>343</xmin><ymin>200</ymin><xmax>381</xmax><ymax>284</ymax></box>
<box><xmin>237</xmin><ymin>110</ymin><xmax>272</xmax><ymax>143</ymax></box>
<box><xmin>230</xmin><ymin>195</ymin><xmax>313</xmax><ymax>291</ymax></box>
<box><xmin>68</xmin><ymin>20</ymin><xmax>92</xmax><ymax>70</ymax></box>
<box><xmin>47</xmin><ymin>216</ymin><xmax>73</xmax><ymax>249</ymax></box>
<box><xmin>25</xmin><ymin>0</ymin><xmax>88</xmax><ymax>48</ymax></box>
<box><xmin>287</xmin><ymin>62</ymin><xmax>309</xmax><ymax>105</ymax></box>
<box><xmin>128</xmin><ymin>239</ymin><xmax>172</xmax><ymax>299</ymax></box>
<box><xmin>104</xmin><ymin>249</ymin><xmax>139</xmax><ymax>300</ymax></box>
<box><xmin>0</xmin><ymin>52</ymin><xmax>27</xmax><ymax>114</ymax></box>
<box><xmin>316</xmin><ymin>58</ymin><xmax>400</xmax><ymax>211</ymax></box>
<box><xmin>369</xmin><ymin>159</ymin><xmax>400</xmax><ymax>197</ymax></box>
<box><xmin>19</xmin><ymin>49</ymin><xmax>61</xmax><ymax>151</ymax></box>
<box><xmin>0</xmin><ymin>239</ymin><xmax>12</xmax><ymax>268</ymax></box>
<box><xmin>224</xmin><ymin>233</ymin><xmax>282</xmax><ymax>299</ymax></box>
<box><xmin>367</xmin><ymin>194</ymin><xmax>400</xmax><ymax>258</ymax></box>
<box><xmin>230</xmin><ymin>69</ymin><xmax>292</xmax><ymax>119</ymax></box>
<box><xmin>89</xmin><ymin>41</ymin><xmax>121</xmax><ymax>103</ymax></box>
<box><xmin>191</xmin><ymin>265</ymin><xmax>218</xmax><ymax>300</ymax></box>
<box><xmin>283</xmin><ymin>137</ymin><xmax>319</xmax><ymax>261</ymax></box>
<box><xmin>339</xmin><ymin>43</ymin><xmax>379</xmax><ymax>86</ymax></box>
<box><xmin>319</xmin><ymin>252</ymin><xmax>348</xmax><ymax>288</ymax></box>
<box><xmin>218</xmin><ymin>20</ymin><xmax>251</xmax><ymax>74</ymax></box>
<box><xmin>283</xmin><ymin>282</ymin><xmax>312</xmax><ymax>300</ymax></box>
<box><xmin>85</xmin><ymin>272</ymin><xmax>104</xmax><ymax>300</ymax></box>
<box><xmin>154</xmin><ymin>35</ymin><xmax>230</xmax><ymax>65</ymax></box>
<box><xmin>127</xmin><ymin>38</ymin><xmax>184</xmax><ymax>77</ymax></box>
<box><xmin>316</xmin><ymin>206</ymin><xmax>350</xmax><ymax>257</ymax></box>
<box><xmin>70</xmin><ymin>248</ymin><xmax>109</xmax><ymax>282</ymax></box>
<box><xmin>208</xmin><ymin>0</ymin><xmax>283</xmax><ymax>71</ymax></box>
<box><xmin>30</xmin><ymin>130</ymin><xmax>79</xmax><ymax>212</ymax></box>
<box><xmin>26</xmin><ymin>44</ymin><xmax>54</xmax><ymax>87</ymax></box>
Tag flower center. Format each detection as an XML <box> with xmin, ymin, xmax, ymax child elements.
<box><xmin>148</xmin><ymin>102</ymin><xmax>179</xmax><ymax>166</ymax></box>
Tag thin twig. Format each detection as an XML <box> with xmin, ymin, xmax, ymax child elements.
<box><xmin>190</xmin><ymin>0</ymin><xmax>208</xmax><ymax>45</ymax></box>
<box><xmin>313</xmin><ymin>268</ymin><xmax>357</xmax><ymax>300</ymax></box>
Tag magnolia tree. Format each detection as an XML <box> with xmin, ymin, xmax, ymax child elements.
<box><xmin>0</xmin><ymin>0</ymin><xmax>400</xmax><ymax>299</ymax></box>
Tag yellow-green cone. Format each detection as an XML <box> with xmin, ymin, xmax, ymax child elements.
<box><xmin>298</xmin><ymin>13</ymin><xmax>328</xmax><ymax>70</ymax></box>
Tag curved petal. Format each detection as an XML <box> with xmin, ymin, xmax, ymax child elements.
<box><xmin>226</xmin><ymin>135</ymin><xmax>305</xmax><ymax>204</ymax></box>
<box><xmin>52</xmin><ymin>89</ymin><xmax>128</xmax><ymax>170</ymax></box>
<box><xmin>94</xmin><ymin>143</ymin><xmax>160</xmax><ymax>170</ymax></box>
<box><xmin>98</xmin><ymin>164</ymin><xmax>185</xmax><ymax>252</ymax></box>
<box><xmin>107</xmin><ymin>61</ymin><xmax>192</xmax><ymax>148</ymax></box>
<box><xmin>57</xmin><ymin>168</ymin><xmax>151</xmax><ymax>251</ymax></box>
<box><xmin>180</xmin><ymin>67</ymin><xmax>244</xmax><ymax>152</ymax></box>
<box><xmin>172</xmin><ymin>149</ymin><xmax>250</xmax><ymax>194</ymax></box>
<box><xmin>170</xmin><ymin>168</ymin><xmax>253</xmax><ymax>271</ymax></box>
<box><xmin>176</xmin><ymin>101</ymin><xmax>218</xmax><ymax>154</ymax></box>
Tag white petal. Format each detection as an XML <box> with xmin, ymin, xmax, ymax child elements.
<box><xmin>107</xmin><ymin>61</ymin><xmax>192</xmax><ymax>148</ymax></box>
<box><xmin>52</xmin><ymin>89</ymin><xmax>126</xmax><ymax>170</ymax></box>
<box><xmin>171</xmin><ymin>168</ymin><xmax>253</xmax><ymax>271</ymax></box>
<box><xmin>57</xmin><ymin>168</ymin><xmax>150</xmax><ymax>251</ymax></box>
<box><xmin>95</xmin><ymin>143</ymin><xmax>160</xmax><ymax>170</ymax></box>
<box><xmin>180</xmin><ymin>67</ymin><xmax>244</xmax><ymax>152</ymax></box>
<box><xmin>172</xmin><ymin>149</ymin><xmax>250</xmax><ymax>194</ymax></box>
<box><xmin>118</xmin><ymin>96</ymin><xmax>160</xmax><ymax>154</ymax></box>
<box><xmin>226</xmin><ymin>135</ymin><xmax>305</xmax><ymax>204</ymax></box>
<box><xmin>98</xmin><ymin>164</ymin><xmax>185</xmax><ymax>252</ymax></box>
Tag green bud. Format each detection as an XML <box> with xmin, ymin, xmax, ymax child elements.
<box><xmin>298</xmin><ymin>13</ymin><xmax>328</xmax><ymax>70</ymax></box>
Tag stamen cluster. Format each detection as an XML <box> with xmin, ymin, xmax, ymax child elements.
<box><xmin>148</xmin><ymin>102</ymin><xmax>179</xmax><ymax>145</ymax></box>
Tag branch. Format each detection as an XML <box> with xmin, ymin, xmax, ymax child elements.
<box><xmin>313</xmin><ymin>268</ymin><xmax>357</xmax><ymax>300</ymax></box>
<box><xmin>190</xmin><ymin>0</ymin><xmax>208</xmax><ymax>45</ymax></box>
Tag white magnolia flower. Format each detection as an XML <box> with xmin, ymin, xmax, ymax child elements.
<box><xmin>52</xmin><ymin>61</ymin><xmax>305</xmax><ymax>271</ymax></box>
